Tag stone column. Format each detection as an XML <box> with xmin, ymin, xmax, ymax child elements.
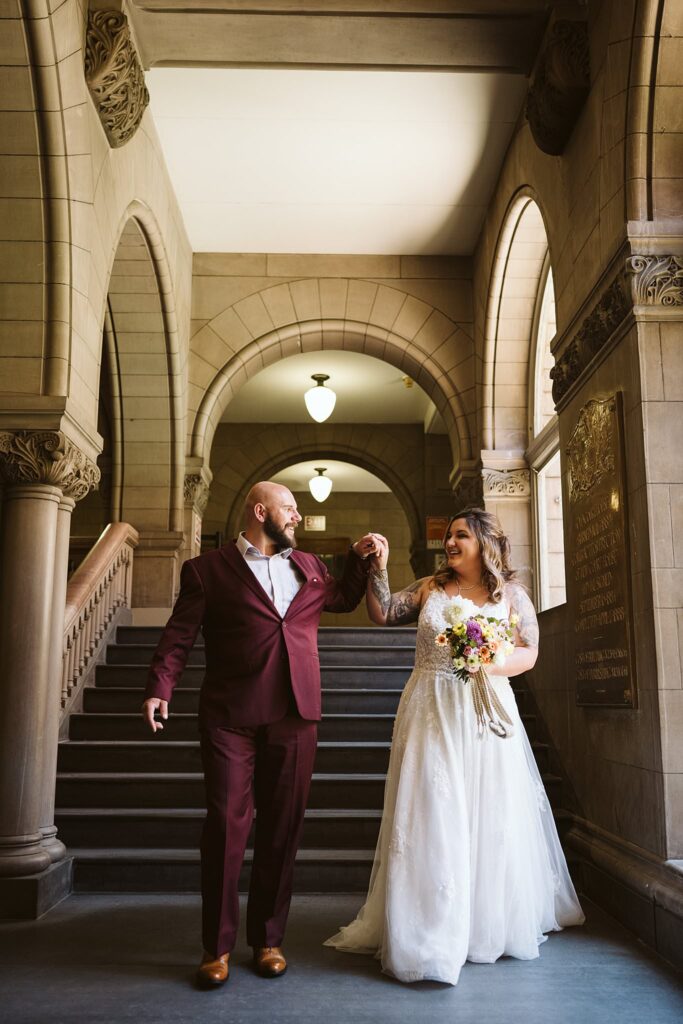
<box><xmin>0</xmin><ymin>432</ymin><xmax>99</xmax><ymax>916</ymax></box>
<box><xmin>40</xmin><ymin>494</ymin><xmax>76</xmax><ymax>863</ymax></box>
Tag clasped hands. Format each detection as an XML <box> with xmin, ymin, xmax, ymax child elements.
<box><xmin>352</xmin><ymin>532</ymin><xmax>389</xmax><ymax>570</ymax></box>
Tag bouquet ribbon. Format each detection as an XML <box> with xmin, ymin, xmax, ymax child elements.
<box><xmin>470</xmin><ymin>668</ymin><xmax>514</xmax><ymax>739</ymax></box>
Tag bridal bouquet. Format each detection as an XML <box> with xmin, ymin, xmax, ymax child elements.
<box><xmin>435</xmin><ymin>596</ymin><xmax>518</xmax><ymax>739</ymax></box>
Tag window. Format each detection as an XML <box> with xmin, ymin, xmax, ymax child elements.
<box><xmin>528</xmin><ymin>265</ymin><xmax>566</xmax><ymax>610</ymax></box>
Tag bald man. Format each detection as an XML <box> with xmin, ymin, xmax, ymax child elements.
<box><xmin>143</xmin><ymin>482</ymin><xmax>381</xmax><ymax>986</ymax></box>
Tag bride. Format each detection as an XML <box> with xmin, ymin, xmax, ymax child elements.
<box><xmin>325</xmin><ymin>508</ymin><xmax>584</xmax><ymax>985</ymax></box>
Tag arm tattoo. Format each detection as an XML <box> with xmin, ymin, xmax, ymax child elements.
<box><xmin>369</xmin><ymin>569</ymin><xmax>391</xmax><ymax>616</ymax></box>
<box><xmin>510</xmin><ymin>585</ymin><xmax>540</xmax><ymax>648</ymax></box>
<box><xmin>386</xmin><ymin>578</ymin><xmax>426</xmax><ymax>626</ymax></box>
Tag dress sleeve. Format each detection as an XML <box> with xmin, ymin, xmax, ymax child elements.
<box><xmin>505</xmin><ymin>582</ymin><xmax>540</xmax><ymax>649</ymax></box>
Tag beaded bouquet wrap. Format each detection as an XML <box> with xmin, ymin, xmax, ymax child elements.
<box><xmin>435</xmin><ymin>597</ymin><xmax>518</xmax><ymax>739</ymax></box>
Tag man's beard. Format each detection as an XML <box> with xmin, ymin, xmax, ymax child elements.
<box><xmin>263</xmin><ymin>514</ymin><xmax>297</xmax><ymax>551</ymax></box>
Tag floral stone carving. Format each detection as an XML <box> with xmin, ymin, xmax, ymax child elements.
<box><xmin>85</xmin><ymin>9</ymin><xmax>149</xmax><ymax>149</ymax></box>
<box><xmin>526</xmin><ymin>19</ymin><xmax>590</xmax><ymax>156</ymax></box>
<box><xmin>482</xmin><ymin>469</ymin><xmax>531</xmax><ymax>499</ymax></box>
<box><xmin>627</xmin><ymin>255</ymin><xmax>683</xmax><ymax>306</ymax></box>
<box><xmin>184</xmin><ymin>474</ymin><xmax>210</xmax><ymax>515</ymax></box>
<box><xmin>0</xmin><ymin>431</ymin><xmax>100</xmax><ymax>501</ymax></box>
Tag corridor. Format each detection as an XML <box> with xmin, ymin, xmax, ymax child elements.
<box><xmin>1</xmin><ymin>895</ymin><xmax>681</xmax><ymax>1024</ymax></box>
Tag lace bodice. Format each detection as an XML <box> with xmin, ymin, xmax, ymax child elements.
<box><xmin>414</xmin><ymin>588</ymin><xmax>509</xmax><ymax>674</ymax></box>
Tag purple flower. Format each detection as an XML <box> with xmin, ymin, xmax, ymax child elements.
<box><xmin>466</xmin><ymin>620</ymin><xmax>483</xmax><ymax>643</ymax></box>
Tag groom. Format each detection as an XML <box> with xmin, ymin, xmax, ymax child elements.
<box><xmin>142</xmin><ymin>481</ymin><xmax>379</xmax><ymax>986</ymax></box>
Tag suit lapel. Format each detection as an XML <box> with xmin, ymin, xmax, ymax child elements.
<box><xmin>219</xmin><ymin>541</ymin><xmax>281</xmax><ymax>616</ymax></box>
<box><xmin>285</xmin><ymin>550</ymin><xmax>317</xmax><ymax>620</ymax></box>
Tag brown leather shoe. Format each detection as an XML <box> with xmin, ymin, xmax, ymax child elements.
<box><xmin>197</xmin><ymin>952</ymin><xmax>230</xmax><ymax>987</ymax></box>
<box><xmin>253</xmin><ymin>946</ymin><xmax>287</xmax><ymax>977</ymax></box>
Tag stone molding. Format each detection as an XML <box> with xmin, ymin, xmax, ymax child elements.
<box><xmin>550</xmin><ymin>271</ymin><xmax>631</xmax><ymax>406</ymax></box>
<box><xmin>627</xmin><ymin>254</ymin><xmax>683</xmax><ymax>306</ymax></box>
<box><xmin>0</xmin><ymin>432</ymin><xmax>100</xmax><ymax>501</ymax></box>
<box><xmin>183</xmin><ymin>473</ymin><xmax>210</xmax><ymax>515</ymax></box>
<box><xmin>526</xmin><ymin>19</ymin><xmax>590</xmax><ymax>156</ymax></box>
<box><xmin>551</xmin><ymin>252</ymin><xmax>683</xmax><ymax>406</ymax></box>
<box><xmin>85</xmin><ymin>9</ymin><xmax>149</xmax><ymax>149</ymax></box>
<box><xmin>482</xmin><ymin>468</ymin><xmax>531</xmax><ymax>499</ymax></box>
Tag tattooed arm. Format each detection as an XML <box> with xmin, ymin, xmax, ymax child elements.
<box><xmin>367</xmin><ymin>573</ymin><xmax>430</xmax><ymax>627</ymax></box>
<box><xmin>486</xmin><ymin>582</ymin><xmax>539</xmax><ymax>677</ymax></box>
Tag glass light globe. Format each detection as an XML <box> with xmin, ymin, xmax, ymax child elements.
<box><xmin>304</xmin><ymin>374</ymin><xmax>336</xmax><ymax>423</ymax></box>
<box><xmin>309</xmin><ymin>468</ymin><xmax>332</xmax><ymax>503</ymax></box>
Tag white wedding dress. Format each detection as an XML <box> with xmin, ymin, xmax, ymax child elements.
<box><xmin>325</xmin><ymin>588</ymin><xmax>584</xmax><ymax>985</ymax></box>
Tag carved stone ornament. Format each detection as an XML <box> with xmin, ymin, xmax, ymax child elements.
<box><xmin>184</xmin><ymin>473</ymin><xmax>210</xmax><ymax>515</ymax></box>
<box><xmin>566</xmin><ymin>397</ymin><xmax>616</xmax><ymax>504</ymax></box>
<box><xmin>85</xmin><ymin>10</ymin><xmax>149</xmax><ymax>149</ymax></box>
<box><xmin>0</xmin><ymin>431</ymin><xmax>100</xmax><ymax>501</ymax></box>
<box><xmin>526</xmin><ymin>19</ymin><xmax>590</xmax><ymax>156</ymax></box>
<box><xmin>550</xmin><ymin>273</ymin><xmax>631</xmax><ymax>406</ymax></box>
<box><xmin>482</xmin><ymin>468</ymin><xmax>531</xmax><ymax>499</ymax></box>
<box><xmin>452</xmin><ymin>474</ymin><xmax>484</xmax><ymax>509</ymax></box>
<box><xmin>627</xmin><ymin>254</ymin><xmax>683</xmax><ymax>306</ymax></box>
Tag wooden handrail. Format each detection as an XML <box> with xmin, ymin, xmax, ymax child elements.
<box><xmin>61</xmin><ymin>522</ymin><xmax>139</xmax><ymax>708</ymax></box>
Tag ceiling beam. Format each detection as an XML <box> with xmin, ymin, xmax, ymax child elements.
<box><xmin>128</xmin><ymin>4</ymin><xmax>551</xmax><ymax>73</ymax></box>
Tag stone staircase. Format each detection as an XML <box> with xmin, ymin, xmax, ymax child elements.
<box><xmin>56</xmin><ymin>625</ymin><xmax>566</xmax><ymax>892</ymax></box>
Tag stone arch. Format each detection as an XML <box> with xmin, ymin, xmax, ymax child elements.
<box><xmin>189</xmin><ymin>280</ymin><xmax>476</xmax><ymax>474</ymax></box>
<box><xmin>101</xmin><ymin>204</ymin><xmax>185</xmax><ymax>535</ymax></box>
<box><xmin>625</xmin><ymin>0</ymin><xmax>680</xmax><ymax>222</ymax></box>
<box><xmin>223</xmin><ymin>444</ymin><xmax>422</xmax><ymax>550</ymax></box>
<box><xmin>481</xmin><ymin>190</ymin><xmax>551</xmax><ymax>453</ymax></box>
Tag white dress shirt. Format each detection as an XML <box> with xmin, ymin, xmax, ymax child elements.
<box><xmin>236</xmin><ymin>532</ymin><xmax>304</xmax><ymax>618</ymax></box>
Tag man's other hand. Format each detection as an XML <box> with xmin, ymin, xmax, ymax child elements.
<box><xmin>142</xmin><ymin>697</ymin><xmax>168</xmax><ymax>734</ymax></box>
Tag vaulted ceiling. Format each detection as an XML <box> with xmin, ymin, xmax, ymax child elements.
<box><xmin>128</xmin><ymin>1</ymin><xmax>558</xmax><ymax>255</ymax></box>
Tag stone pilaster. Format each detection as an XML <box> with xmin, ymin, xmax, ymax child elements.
<box><xmin>0</xmin><ymin>432</ymin><xmax>99</xmax><ymax>916</ymax></box>
<box><xmin>182</xmin><ymin>469</ymin><xmax>212</xmax><ymax>567</ymax></box>
<box><xmin>480</xmin><ymin>452</ymin><xmax>533</xmax><ymax>590</ymax></box>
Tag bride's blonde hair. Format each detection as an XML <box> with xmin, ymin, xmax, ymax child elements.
<box><xmin>432</xmin><ymin>507</ymin><xmax>518</xmax><ymax>603</ymax></box>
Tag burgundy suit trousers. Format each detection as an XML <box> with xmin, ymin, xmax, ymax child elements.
<box><xmin>199</xmin><ymin>713</ymin><xmax>317</xmax><ymax>956</ymax></box>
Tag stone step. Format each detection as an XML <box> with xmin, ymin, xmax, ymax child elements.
<box><xmin>93</xmin><ymin>675</ymin><xmax>405</xmax><ymax>714</ymax></box>
<box><xmin>84</xmin><ymin>684</ymin><xmax>408</xmax><ymax>715</ymax></box>
<box><xmin>69</xmin><ymin>711</ymin><xmax>400</xmax><ymax>742</ymax></box>
<box><xmin>70</xmin><ymin>847</ymin><xmax>375</xmax><ymax>893</ymax></box>
<box><xmin>116</xmin><ymin>625</ymin><xmax>417</xmax><ymax>648</ymax></box>
<box><xmin>56</xmin><ymin>772</ymin><xmax>390</xmax><ymax>809</ymax></box>
<box><xmin>55</xmin><ymin>807</ymin><xmax>383</xmax><ymax>851</ymax></box>
<box><xmin>56</xmin><ymin>770</ymin><xmax>562</xmax><ymax>811</ymax></box>
<box><xmin>107</xmin><ymin>643</ymin><xmax>416</xmax><ymax>669</ymax></box>
<box><xmin>58</xmin><ymin>740</ymin><xmax>392</xmax><ymax>774</ymax></box>
<box><xmin>94</xmin><ymin>664</ymin><xmax>414</xmax><ymax>690</ymax></box>
<box><xmin>57</xmin><ymin>803</ymin><xmax>568</xmax><ymax>852</ymax></box>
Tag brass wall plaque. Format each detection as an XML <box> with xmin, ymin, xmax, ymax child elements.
<box><xmin>566</xmin><ymin>393</ymin><xmax>636</xmax><ymax>707</ymax></box>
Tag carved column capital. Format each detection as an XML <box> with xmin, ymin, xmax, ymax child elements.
<box><xmin>0</xmin><ymin>431</ymin><xmax>100</xmax><ymax>501</ymax></box>
<box><xmin>626</xmin><ymin>254</ymin><xmax>683</xmax><ymax>306</ymax></box>
<box><xmin>184</xmin><ymin>473</ymin><xmax>210</xmax><ymax>515</ymax></box>
<box><xmin>85</xmin><ymin>9</ymin><xmax>149</xmax><ymax>149</ymax></box>
<box><xmin>526</xmin><ymin>19</ymin><xmax>590</xmax><ymax>155</ymax></box>
<box><xmin>482</xmin><ymin>468</ymin><xmax>531</xmax><ymax>499</ymax></box>
<box><xmin>452</xmin><ymin>473</ymin><xmax>484</xmax><ymax>509</ymax></box>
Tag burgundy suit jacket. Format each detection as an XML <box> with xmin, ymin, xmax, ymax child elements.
<box><xmin>144</xmin><ymin>541</ymin><xmax>369</xmax><ymax>727</ymax></box>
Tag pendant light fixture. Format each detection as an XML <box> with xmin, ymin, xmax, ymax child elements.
<box><xmin>309</xmin><ymin>467</ymin><xmax>332</xmax><ymax>503</ymax></box>
<box><xmin>304</xmin><ymin>373</ymin><xmax>336</xmax><ymax>423</ymax></box>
